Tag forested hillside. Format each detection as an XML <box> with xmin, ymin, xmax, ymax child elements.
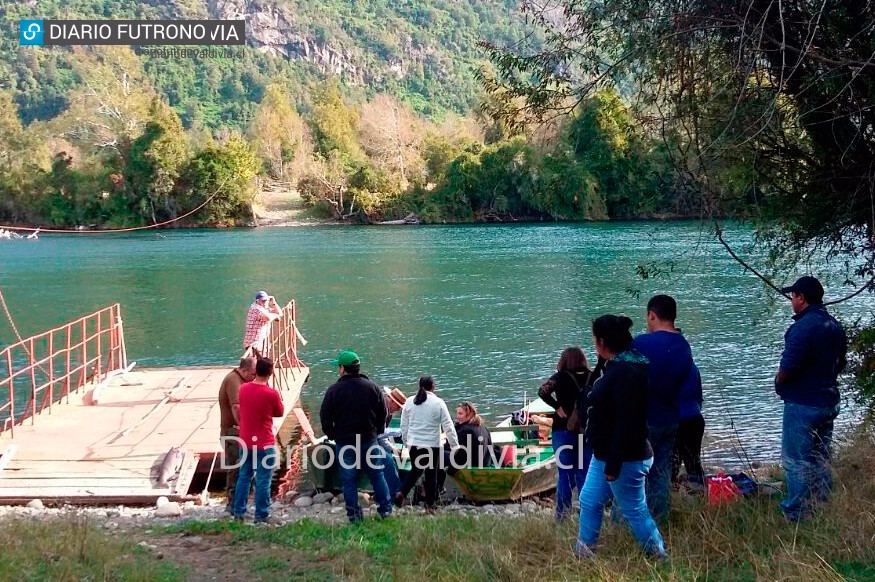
<box><xmin>1</xmin><ymin>0</ymin><xmax>526</xmax><ymax>127</ymax></box>
<box><xmin>0</xmin><ymin>0</ymin><xmax>718</xmax><ymax>228</ymax></box>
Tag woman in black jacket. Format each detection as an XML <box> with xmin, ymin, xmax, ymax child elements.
<box><xmin>575</xmin><ymin>315</ymin><xmax>666</xmax><ymax>559</ymax></box>
<box><xmin>538</xmin><ymin>346</ymin><xmax>592</xmax><ymax>521</ymax></box>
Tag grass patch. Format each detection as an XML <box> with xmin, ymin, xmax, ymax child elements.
<box><xmin>151</xmin><ymin>497</ymin><xmax>875</xmax><ymax>581</ymax></box>
<box><xmin>5</xmin><ymin>430</ymin><xmax>875</xmax><ymax>580</ymax></box>
<box><xmin>150</xmin><ymin>429</ymin><xmax>875</xmax><ymax>580</ymax></box>
<box><xmin>0</xmin><ymin>516</ymin><xmax>182</xmax><ymax>581</ymax></box>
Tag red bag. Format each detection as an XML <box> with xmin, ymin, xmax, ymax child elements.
<box><xmin>707</xmin><ymin>473</ymin><xmax>740</xmax><ymax>506</ymax></box>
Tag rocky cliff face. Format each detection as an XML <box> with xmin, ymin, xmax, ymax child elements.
<box><xmin>206</xmin><ymin>0</ymin><xmax>417</xmax><ymax>84</ymax></box>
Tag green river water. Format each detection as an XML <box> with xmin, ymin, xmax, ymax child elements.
<box><xmin>0</xmin><ymin>222</ymin><xmax>868</xmax><ymax>466</ymax></box>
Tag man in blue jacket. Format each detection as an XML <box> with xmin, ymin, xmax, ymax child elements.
<box><xmin>775</xmin><ymin>276</ymin><xmax>847</xmax><ymax>522</ymax></box>
<box><xmin>632</xmin><ymin>294</ymin><xmax>695</xmax><ymax>521</ymax></box>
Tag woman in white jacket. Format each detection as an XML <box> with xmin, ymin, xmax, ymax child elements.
<box><xmin>396</xmin><ymin>375</ymin><xmax>459</xmax><ymax>513</ymax></box>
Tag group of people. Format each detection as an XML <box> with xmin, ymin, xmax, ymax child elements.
<box><xmin>221</xmin><ymin>277</ymin><xmax>848</xmax><ymax>558</ymax></box>
<box><xmin>319</xmin><ymin>353</ymin><xmax>494</xmax><ymax>521</ymax></box>
<box><xmin>212</xmin><ymin>289</ymin><xmax>288</xmax><ymax>523</ymax></box>
<box><xmin>542</xmin><ymin>277</ymin><xmax>845</xmax><ymax>559</ymax></box>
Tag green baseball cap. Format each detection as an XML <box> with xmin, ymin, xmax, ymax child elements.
<box><xmin>331</xmin><ymin>350</ymin><xmax>360</xmax><ymax>367</ymax></box>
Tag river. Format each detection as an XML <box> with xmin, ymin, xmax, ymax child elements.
<box><xmin>0</xmin><ymin>222</ymin><xmax>868</xmax><ymax>467</ymax></box>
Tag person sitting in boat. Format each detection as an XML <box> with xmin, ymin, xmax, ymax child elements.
<box><xmin>538</xmin><ymin>346</ymin><xmax>594</xmax><ymax>522</ymax></box>
<box><xmin>528</xmin><ymin>413</ymin><xmax>553</xmax><ymax>443</ymax></box>
<box><xmin>448</xmin><ymin>401</ymin><xmax>493</xmax><ymax>471</ymax></box>
<box><xmin>575</xmin><ymin>315</ymin><xmax>667</xmax><ymax>560</ymax></box>
<box><xmin>396</xmin><ymin>375</ymin><xmax>459</xmax><ymax>514</ymax></box>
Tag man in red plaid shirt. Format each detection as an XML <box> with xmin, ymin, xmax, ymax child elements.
<box><xmin>243</xmin><ymin>290</ymin><xmax>283</xmax><ymax>357</ymax></box>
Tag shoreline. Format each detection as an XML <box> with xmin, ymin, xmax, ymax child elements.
<box><xmin>0</xmin><ymin>214</ymin><xmax>726</xmax><ymax>232</ymax></box>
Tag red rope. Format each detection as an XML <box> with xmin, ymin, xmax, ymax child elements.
<box><xmin>0</xmin><ymin>189</ymin><xmax>221</xmax><ymax>234</ymax></box>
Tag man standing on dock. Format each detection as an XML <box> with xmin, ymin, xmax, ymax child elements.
<box><xmin>232</xmin><ymin>357</ymin><xmax>284</xmax><ymax>524</ymax></box>
<box><xmin>243</xmin><ymin>290</ymin><xmax>283</xmax><ymax>357</ymax></box>
<box><xmin>775</xmin><ymin>276</ymin><xmax>846</xmax><ymax>522</ymax></box>
<box><xmin>218</xmin><ymin>356</ymin><xmax>257</xmax><ymax>514</ymax></box>
<box><xmin>320</xmin><ymin>350</ymin><xmax>394</xmax><ymax>523</ymax></box>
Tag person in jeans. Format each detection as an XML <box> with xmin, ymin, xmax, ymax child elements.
<box><xmin>396</xmin><ymin>375</ymin><xmax>459</xmax><ymax>514</ymax></box>
<box><xmin>320</xmin><ymin>349</ymin><xmax>393</xmax><ymax>523</ymax></box>
<box><xmin>233</xmin><ymin>357</ymin><xmax>284</xmax><ymax>523</ymax></box>
<box><xmin>631</xmin><ymin>294</ymin><xmax>694</xmax><ymax>521</ymax></box>
<box><xmin>576</xmin><ymin>315</ymin><xmax>666</xmax><ymax>559</ymax></box>
<box><xmin>377</xmin><ymin>388</ymin><xmax>408</xmax><ymax>499</ymax></box>
<box><xmin>775</xmin><ymin>276</ymin><xmax>847</xmax><ymax>521</ymax></box>
<box><xmin>218</xmin><ymin>356</ymin><xmax>257</xmax><ymax>514</ymax></box>
<box><xmin>538</xmin><ymin>346</ymin><xmax>593</xmax><ymax>521</ymax></box>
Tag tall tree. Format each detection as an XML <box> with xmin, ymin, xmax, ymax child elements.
<box><xmin>126</xmin><ymin>100</ymin><xmax>190</xmax><ymax>224</ymax></box>
<box><xmin>248</xmin><ymin>84</ymin><xmax>310</xmax><ymax>183</ymax></box>
<box><xmin>309</xmin><ymin>79</ymin><xmax>364</xmax><ymax>163</ymax></box>
<box><xmin>358</xmin><ymin>94</ymin><xmax>425</xmax><ymax>188</ymax></box>
<box><xmin>178</xmin><ymin>134</ymin><xmax>260</xmax><ymax>226</ymax></box>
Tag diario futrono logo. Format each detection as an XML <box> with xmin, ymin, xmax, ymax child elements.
<box><xmin>19</xmin><ymin>20</ymin><xmax>45</xmax><ymax>46</ymax></box>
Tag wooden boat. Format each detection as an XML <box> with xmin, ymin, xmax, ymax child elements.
<box><xmin>300</xmin><ymin>398</ymin><xmax>559</xmax><ymax>502</ymax></box>
<box><xmin>448</xmin><ymin>398</ymin><xmax>556</xmax><ymax>502</ymax></box>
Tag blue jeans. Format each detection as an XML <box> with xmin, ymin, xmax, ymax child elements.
<box><xmin>377</xmin><ymin>436</ymin><xmax>402</xmax><ymax>497</ymax></box>
<box><xmin>578</xmin><ymin>457</ymin><xmax>666</xmax><ymax>556</ymax></box>
<box><xmin>233</xmin><ymin>446</ymin><xmax>277</xmax><ymax>520</ymax></box>
<box><xmin>337</xmin><ymin>438</ymin><xmax>393</xmax><ymax>522</ymax></box>
<box><xmin>552</xmin><ymin>429</ymin><xmax>591</xmax><ymax>521</ymax></box>
<box><xmin>781</xmin><ymin>402</ymin><xmax>839</xmax><ymax>521</ymax></box>
<box><xmin>646</xmin><ymin>423</ymin><xmax>677</xmax><ymax>521</ymax></box>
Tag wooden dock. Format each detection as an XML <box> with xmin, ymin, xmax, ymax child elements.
<box><xmin>0</xmin><ymin>300</ymin><xmax>310</xmax><ymax>505</ymax></box>
<box><xmin>0</xmin><ymin>365</ymin><xmax>308</xmax><ymax>504</ymax></box>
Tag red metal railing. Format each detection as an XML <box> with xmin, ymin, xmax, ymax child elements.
<box><xmin>0</xmin><ymin>304</ymin><xmax>127</xmax><ymax>437</ymax></box>
<box><xmin>243</xmin><ymin>300</ymin><xmax>306</xmax><ymax>390</ymax></box>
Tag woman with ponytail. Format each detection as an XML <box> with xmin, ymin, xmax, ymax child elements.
<box><xmin>575</xmin><ymin>315</ymin><xmax>667</xmax><ymax>559</ymax></box>
<box><xmin>397</xmin><ymin>375</ymin><xmax>459</xmax><ymax>513</ymax></box>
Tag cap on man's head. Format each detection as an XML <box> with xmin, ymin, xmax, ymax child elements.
<box><xmin>255</xmin><ymin>290</ymin><xmax>270</xmax><ymax>301</ymax></box>
<box><xmin>780</xmin><ymin>276</ymin><xmax>824</xmax><ymax>304</ymax></box>
<box><xmin>331</xmin><ymin>350</ymin><xmax>360</xmax><ymax>368</ymax></box>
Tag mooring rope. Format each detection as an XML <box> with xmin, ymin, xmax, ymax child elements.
<box><xmin>0</xmin><ymin>185</ymin><xmax>224</xmax><ymax>235</ymax></box>
<box><xmin>0</xmin><ymin>287</ymin><xmax>26</xmax><ymax>348</ymax></box>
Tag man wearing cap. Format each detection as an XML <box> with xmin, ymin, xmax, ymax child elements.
<box><xmin>243</xmin><ymin>290</ymin><xmax>283</xmax><ymax>357</ymax></box>
<box><xmin>319</xmin><ymin>350</ymin><xmax>393</xmax><ymax>523</ymax></box>
<box><xmin>775</xmin><ymin>276</ymin><xmax>847</xmax><ymax>521</ymax></box>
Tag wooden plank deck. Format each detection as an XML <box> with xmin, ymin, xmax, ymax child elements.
<box><xmin>0</xmin><ymin>365</ymin><xmax>308</xmax><ymax>504</ymax></box>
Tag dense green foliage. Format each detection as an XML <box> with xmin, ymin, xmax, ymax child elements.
<box><xmin>482</xmin><ymin>0</ymin><xmax>875</xmax><ymax>400</ymax></box>
<box><xmin>483</xmin><ymin>0</ymin><xmax>875</xmax><ymax>263</ymax></box>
